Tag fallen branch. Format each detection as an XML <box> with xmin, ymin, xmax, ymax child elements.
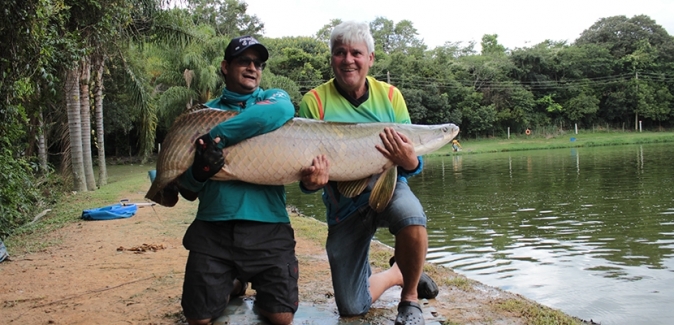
<box><xmin>117</xmin><ymin>243</ymin><xmax>166</xmax><ymax>253</ymax></box>
<box><xmin>29</xmin><ymin>209</ymin><xmax>52</xmax><ymax>225</ymax></box>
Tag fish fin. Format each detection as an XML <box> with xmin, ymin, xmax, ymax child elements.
<box><xmin>152</xmin><ymin>187</ymin><xmax>179</xmax><ymax>207</ymax></box>
<box><xmin>179</xmin><ymin>187</ymin><xmax>198</xmax><ymax>201</ymax></box>
<box><xmin>337</xmin><ymin>178</ymin><xmax>370</xmax><ymax>198</ymax></box>
<box><xmin>146</xmin><ymin>181</ymin><xmax>180</xmax><ymax>207</ymax></box>
<box><xmin>369</xmin><ymin>167</ymin><xmax>398</xmax><ymax>213</ymax></box>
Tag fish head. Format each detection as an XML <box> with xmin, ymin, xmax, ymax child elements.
<box><xmin>409</xmin><ymin>123</ymin><xmax>460</xmax><ymax>156</ymax></box>
<box><xmin>442</xmin><ymin>123</ymin><xmax>460</xmax><ymax>142</ymax></box>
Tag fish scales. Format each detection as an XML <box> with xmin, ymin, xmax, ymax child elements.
<box><xmin>146</xmin><ymin>107</ymin><xmax>459</xmax><ymax>206</ymax></box>
<box><xmin>147</xmin><ymin>108</ymin><xmax>238</xmax><ymax>199</ymax></box>
<box><xmin>216</xmin><ymin>119</ymin><xmax>451</xmax><ymax>184</ymax></box>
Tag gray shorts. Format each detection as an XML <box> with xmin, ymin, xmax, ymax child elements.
<box><xmin>181</xmin><ymin>219</ymin><xmax>299</xmax><ymax>320</ymax></box>
<box><xmin>325</xmin><ymin>181</ymin><xmax>426</xmax><ymax>316</ymax></box>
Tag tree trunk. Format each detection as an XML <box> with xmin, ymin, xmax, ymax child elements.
<box><xmin>93</xmin><ymin>54</ymin><xmax>108</xmax><ymax>186</ymax></box>
<box><xmin>38</xmin><ymin>110</ymin><xmax>48</xmax><ymax>173</ymax></box>
<box><xmin>80</xmin><ymin>57</ymin><xmax>97</xmax><ymax>190</ymax></box>
<box><xmin>66</xmin><ymin>66</ymin><xmax>87</xmax><ymax>192</ymax></box>
<box><xmin>184</xmin><ymin>69</ymin><xmax>194</xmax><ymax>110</ymax></box>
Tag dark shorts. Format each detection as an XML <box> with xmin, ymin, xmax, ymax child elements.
<box><xmin>181</xmin><ymin>219</ymin><xmax>299</xmax><ymax>320</ymax></box>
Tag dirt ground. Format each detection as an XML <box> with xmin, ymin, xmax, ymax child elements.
<box><xmin>0</xmin><ymin>190</ymin><xmax>580</xmax><ymax>325</ymax></box>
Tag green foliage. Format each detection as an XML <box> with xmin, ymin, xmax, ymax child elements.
<box><xmin>145</xmin><ymin>24</ymin><xmax>227</xmax><ymax>135</ymax></box>
<box><xmin>315</xmin><ymin>19</ymin><xmax>342</xmax><ymax>44</ymax></box>
<box><xmin>401</xmin><ymin>85</ymin><xmax>456</xmax><ymax>125</ymax></box>
<box><xmin>126</xmin><ymin>62</ymin><xmax>157</xmax><ymax>161</ymax></box>
<box><xmin>185</xmin><ymin>0</ymin><xmax>264</xmax><ymax>37</ymax></box>
<box><xmin>400</xmin><ymin>88</ymin><xmax>425</xmax><ymax>122</ymax></box>
<box><xmin>576</xmin><ymin>15</ymin><xmax>674</xmax><ymax>62</ymax></box>
<box><xmin>157</xmin><ymin>86</ymin><xmax>200</xmax><ymax>126</ymax></box>
<box><xmin>0</xmin><ymin>152</ymin><xmax>46</xmax><ymax>237</ymax></box>
<box><xmin>0</xmin><ymin>0</ymin><xmax>73</xmax><ymax>235</ymax></box>
<box><xmin>370</xmin><ymin>17</ymin><xmax>426</xmax><ymax>55</ymax></box>
<box><xmin>481</xmin><ymin>34</ymin><xmax>506</xmax><ymax>56</ymax></box>
<box><xmin>265</xmin><ymin>36</ymin><xmax>331</xmax><ymax>92</ymax></box>
<box><xmin>564</xmin><ymin>91</ymin><xmax>600</xmax><ymax>123</ymax></box>
<box><xmin>637</xmin><ymin>82</ymin><xmax>673</xmax><ymax>123</ymax></box>
<box><xmin>461</xmin><ymin>101</ymin><xmax>498</xmax><ymax>136</ymax></box>
<box><xmin>149</xmin><ymin>8</ymin><xmax>203</xmax><ymax>47</ymax></box>
<box><xmin>260</xmin><ymin>73</ymin><xmax>302</xmax><ymax>107</ymax></box>
<box><xmin>538</xmin><ymin>95</ymin><xmax>563</xmax><ymax>113</ymax></box>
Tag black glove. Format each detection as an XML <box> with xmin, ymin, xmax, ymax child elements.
<box><xmin>191</xmin><ymin>133</ymin><xmax>225</xmax><ymax>182</ymax></box>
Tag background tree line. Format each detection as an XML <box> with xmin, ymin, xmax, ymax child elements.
<box><xmin>1</xmin><ymin>0</ymin><xmax>673</xmax><ymax>235</ymax></box>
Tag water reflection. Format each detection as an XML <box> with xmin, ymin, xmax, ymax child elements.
<box><xmin>286</xmin><ymin>143</ymin><xmax>674</xmax><ymax>325</ymax></box>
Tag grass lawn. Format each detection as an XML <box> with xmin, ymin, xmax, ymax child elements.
<box><xmin>433</xmin><ymin>129</ymin><xmax>674</xmax><ymax>156</ymax></box>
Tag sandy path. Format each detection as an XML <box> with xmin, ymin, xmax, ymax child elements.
<box><xmin>0</xmin><ymin>190</ymin><xmax>577</xmax><ymax>324</ymax></box>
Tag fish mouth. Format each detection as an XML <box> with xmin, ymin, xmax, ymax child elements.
<box><xmin>444</xmin><ymin>124</ymin><xmax>460</xmax><ymax>140</ymax></box>
<box><xmin>430</xmin><ymin>124</ymin><xmax>460</xmax><ymax>147</ymax></box>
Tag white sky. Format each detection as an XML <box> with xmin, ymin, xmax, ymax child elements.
<box><xmin>244</xmin><ymin>0</ymin><xmax>674</xmax><ymax>50</ymax></box>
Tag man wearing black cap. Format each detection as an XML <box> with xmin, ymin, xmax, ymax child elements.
<box><xmin>177</xmin><ymin>36</ymin><xmax>302</xmax><ymax>325</ymax></box>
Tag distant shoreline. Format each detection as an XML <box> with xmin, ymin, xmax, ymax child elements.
<box><xmin>430</xmin><ymin>130</ymin><xmax>674</xmax><ymax>156</ymax></box>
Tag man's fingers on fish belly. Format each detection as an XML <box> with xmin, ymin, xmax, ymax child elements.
<box><xmin>319</xmin><ymin>155</ymin><xmax>330</xmax><ymax>167</ymax></box>
<box><xmin>395</xmin><ymin>130</ymin><xmax>409</xmax><ymax>142</ymax></box>
<box><xmin>303</xmin><ymin>166</ymin><xmax>316</xmax><ymax>175</ymax></box>
<box><xmin>379</xmin><ymin>132</ymin><xmax>393</xmax><ymax>148</ymax></box>
<box><xmin>387</xmin><ymin>136</ymin><xmax>400</xmax><ymax>151</ymax></box>
<box><xmin>375</xmin><ymin>144</ymin><xmax>391</xmax><ymax>157</ymax></box>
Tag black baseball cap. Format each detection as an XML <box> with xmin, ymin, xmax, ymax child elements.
<box><xmin>224</xmin><ymin>36</ymin><xmax>269</xmax><ymax>62</ymax></box>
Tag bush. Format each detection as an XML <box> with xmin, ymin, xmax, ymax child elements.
<box><xmin>0</xmin><ymin>152</ymin><xmax>51</xmax><ymax>238</ymax></box>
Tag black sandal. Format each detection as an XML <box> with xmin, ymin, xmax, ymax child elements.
<box><xmin>395</xmin><ymin>301</ymin><xmax>425</xmax><ymax>325</ymax></box>
<box><xmin>389</xmin><ymin>257</ymin><xmax>439</xmax><ymax>299</ymax></box>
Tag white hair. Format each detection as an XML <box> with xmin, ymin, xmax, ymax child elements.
<box><xmin>329</xmin><ymin>21</ymin><xmax>375</xmax><ymax>54</ymax></box>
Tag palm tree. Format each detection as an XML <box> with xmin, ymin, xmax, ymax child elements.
<box><xmin>92</xmin><ymin>53</ymin><xmax>108</xmax><ymax>186</ymax></box>
<box><xmin>65</xmin><ymin>64</ymin><xmax>87</xmax><ymax>191</ymax></box>
<box><xmin>79</xmin><ymin>57</ymin><xmax>97</xmax><ymax>190</ymax></box>
<box><xmin>58</xmin><ymin>0</ymin><xmax>200</xmax><ymax>188</ymax></box>
<box><xmin>153</xmin><ymin>25</ymin><xmax>224</xmax><ymax>128</ymax></box>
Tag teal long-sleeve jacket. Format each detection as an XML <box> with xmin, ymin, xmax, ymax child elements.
<box><xmin>178</xmin><ymin>87</ymin><xmax>294</xmax><ymax>223</ymax></box>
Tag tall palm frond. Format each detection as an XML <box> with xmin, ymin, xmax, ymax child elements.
<box><xmin>119</xmin><ymin>53</ymin><xmax>157</xmax><ymax>162</ymax></box>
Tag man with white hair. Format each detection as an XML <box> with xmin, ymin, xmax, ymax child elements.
<box><xmin>298</xmin><ymin>21</ymin><xmax>439</xmax><ymax>325</ymax></box>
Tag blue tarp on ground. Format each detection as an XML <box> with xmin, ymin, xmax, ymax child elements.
<box><xmin>81</xmin><ymin>203</ymin><xmax>138</xmax><ymax>221</ymax></box>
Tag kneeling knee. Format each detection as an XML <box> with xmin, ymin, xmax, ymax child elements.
<box><xmin>337</xmin><ymin>302</ymin><xmax>370</xmax><ymax>317</ymax></box>
<box><xmin>264</xmin><ymin>312</ymin><xmax>294</xmax><ymax>325</ymax></box>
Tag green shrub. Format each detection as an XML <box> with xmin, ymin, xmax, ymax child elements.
<box><xmin>0</xmin><ymin>152</ymin><xmax>57</xmax><ymax>238</ymax></box>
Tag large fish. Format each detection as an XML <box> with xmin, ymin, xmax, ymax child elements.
<box><xmin>146</xmin><ymin>106</ymin><xmax>459</xmax><ymax>210</ymax></box>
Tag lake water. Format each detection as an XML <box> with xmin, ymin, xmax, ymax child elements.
<box><xmin>285</xmin><ymin>143</ymin><xmax>674</xmax><ymax>325</ymax></box>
